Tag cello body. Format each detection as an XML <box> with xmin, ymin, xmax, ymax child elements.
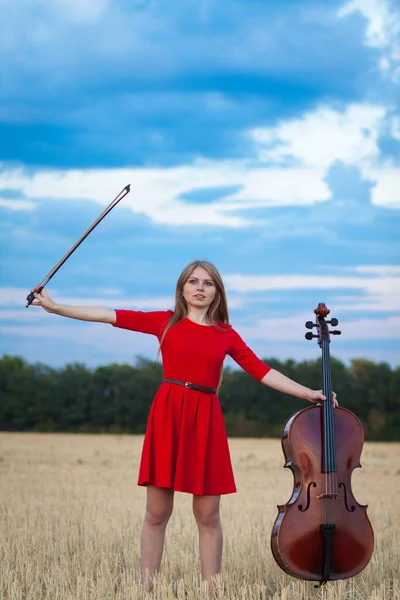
<box><xmin>271</xmin><ymin>405</ymin><xmax>374</xmax><ymax>581</ymax></box>
<box><xmin>271</xmin><ymin>304</ymin><xmax>374</xmax><ymax>583</ymax></box>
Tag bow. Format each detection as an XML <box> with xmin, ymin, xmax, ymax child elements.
<box><xmin>26</xmin><ymin>184</ymin><xmax>131</xmax><ymax>307</ymax></box>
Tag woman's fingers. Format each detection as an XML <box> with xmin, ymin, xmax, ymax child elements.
<box><xmin>319</xmin><ymin>389</ymin><xmax>338</xmax><ymax>407</ymax></box>
<box><xmin>31</xmin><ymin>290</ymin><xmax>47</xmax><ymax>307</ymax></box>
<box><xmin>308</xmin><ymin>390</ymin><xmax>325</xmax><ymax>403</ymax></box>
<box><xmin>309</xmin><ymin>390</ymin><xmax>339</xmax><ymax>407</ymax></box>
<box><xmin>29</xmin><ymin>289</ymin><xmax>55</xmax><ymax>312</ymax></box>
<box><xmin>31</xmin><ymin>294</ymin><xmax>41</xmax><ymax>306</ymax></box>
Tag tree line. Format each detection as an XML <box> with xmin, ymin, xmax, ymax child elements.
<box><xmin>0</xmin><ymin>354</ymin><xmax>398</xmax><ymax>441</ymax></box>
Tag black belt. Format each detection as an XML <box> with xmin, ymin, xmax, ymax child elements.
<box><xmin>163</xmin><ymin>378</ymin><xmax>217</xmax><ymax>394</ymax></box>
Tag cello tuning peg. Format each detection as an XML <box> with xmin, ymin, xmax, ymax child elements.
<box><xmin>305</xmin><ymin>332</ymin><xmax>319</xmax><ymax>340</ymax></box>
<box><xmin>305</xmin><ymin>321</ymin><xmax>316</xmax><ymax>329</ymax></box>
<box><xmin>328</xmin><ymin>318</ymin><xmax>339</xmax><ymax>326</ymax></box>
<box><xmin>330</xmin><ymin>330</ymin><xmax>341</xmax><ymax>335</ymax></box>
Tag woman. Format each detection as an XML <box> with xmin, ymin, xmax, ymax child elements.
<box><xmin>31</xmin><ymin>259</ymin><xmax>337</xmax><ymax>592</ymax></box>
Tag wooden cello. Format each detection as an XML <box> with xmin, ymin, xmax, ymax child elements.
<box><xmin>271</xmin><ymin>304</ymin><xmax>374</xmax><ymax>586</ymax></box>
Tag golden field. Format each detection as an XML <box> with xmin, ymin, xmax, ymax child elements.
<box><xmin>0</xmin><ymin>433</ymin><xmax>398</xmax><ymax>600</ymax></box>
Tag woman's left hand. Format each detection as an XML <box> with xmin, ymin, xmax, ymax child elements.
<box><xmin>307</xmin><ymin>390</ymin><xmax>338</xmax><ymax>407</ymax></box>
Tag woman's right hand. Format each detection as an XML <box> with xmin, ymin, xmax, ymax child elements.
<box><xmin>30</xmin><ymin>288</ymin><xmax>57</xmax><ymax>313</ymax></box>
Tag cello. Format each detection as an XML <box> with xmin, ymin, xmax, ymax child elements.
<box><xmin>271</xmin><ymin>303</ymin><xmax>374</xmax><ymax>587</ymax></box>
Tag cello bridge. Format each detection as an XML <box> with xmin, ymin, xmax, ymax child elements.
<box><xmin>316</xmin><ymin>493</ymin><xmax>339</xmax><ymax>499</ymax></box>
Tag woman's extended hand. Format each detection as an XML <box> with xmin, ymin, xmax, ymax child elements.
<box><xmin>307</xmin><ymin>390</ymin><xmax>338</xmax><ymax>407</ymax></box>
<box><xmin>30</xmin><ymin>289</ymin><xmax>57</xmax><ymax>313</ymax></box>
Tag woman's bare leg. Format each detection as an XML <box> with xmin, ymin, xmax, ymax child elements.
<box><xmin>192</xmin><ymin>494</ymin><xmax>222</xmax><ymax>592</ymax></box>
<box><xmin>140</xmin><ymin>486</ymin><xmax>174</xmax><ymax>587</ymax></box>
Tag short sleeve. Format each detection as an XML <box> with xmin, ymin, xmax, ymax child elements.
<box><xmin>112</xmin><ymin>310</ymin><xmax>172</xmax><ymax>338</ymax></box>
<box><xmin>227</xmin><ymin>328</ymin><xmax>271</xmax><ymax>381</ymax></box>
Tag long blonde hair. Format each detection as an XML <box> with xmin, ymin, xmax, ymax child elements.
<box><xmin>159</xmin><ymin>260</ymin><xmax>230</xmax><ymax>350</ymax></box>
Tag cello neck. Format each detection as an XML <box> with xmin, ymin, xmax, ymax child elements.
<box><xmin>312</xmin><ymin>304</ymin><xmax>341</xmax><ymax>474</ymax></box>
<box><xmin>320</xmin><ymin>322</ymin><xmax>336</xmax><ymax>473</ymax></box>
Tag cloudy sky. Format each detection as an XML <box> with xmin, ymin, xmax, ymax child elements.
<box><xmin>1</xmin><ymin>0</ymin><xmax>399</xmax><ymax>370</ymax></box>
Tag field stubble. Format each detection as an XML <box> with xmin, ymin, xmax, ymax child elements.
<box><xmin>0</xmin><ymin>433</ymin><xmax>398</xmax><ymax>600</ymax></box>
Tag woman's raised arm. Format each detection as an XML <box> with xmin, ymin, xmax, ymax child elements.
<box><xmin>30</xmin><ymin>289</ymin><xmax>116</xmax><ymax>324</ymax></box>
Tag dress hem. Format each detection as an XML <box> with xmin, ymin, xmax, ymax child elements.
<box><xmin>138</xmin><ymin>481</ymin><xmax>237</xmax><ymax>496</ymax></box>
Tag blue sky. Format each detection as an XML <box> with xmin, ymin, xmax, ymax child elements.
<box><xmin>0</xmin><ymin>0</ymin><xmax>399</xmax><ymax>370</ymax></box>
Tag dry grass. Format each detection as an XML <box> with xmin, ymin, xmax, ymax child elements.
<box><xmin>0</xmin><ymin>433</ymin><xmax>398</xmax><ymax>600</ymax></box>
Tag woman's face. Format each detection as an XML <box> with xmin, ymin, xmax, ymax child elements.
<box><xmin>182</xmin><ymin>266</ymin><xmax>217</xmax><ymax>311</ymax></box>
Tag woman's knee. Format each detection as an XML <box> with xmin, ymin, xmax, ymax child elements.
<box><xmin>144</xmin><ymin>507</ymin><xmax>172</xmax><ymax>527</ymax></box>
<box><xmin>144</xmin><ymin>487</ymin><xmax>174</xmax><ymax>527</ymax></box>
<box><xmin>193</xmin><ymin>497</ymin><xmax>221</xmax><ymax>529</ymax></box>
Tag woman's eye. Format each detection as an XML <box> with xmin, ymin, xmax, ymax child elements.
<box><xmin>187</xmin><ymin>278</ymin><xmax>213</xmax><ymax>286</ymax></box>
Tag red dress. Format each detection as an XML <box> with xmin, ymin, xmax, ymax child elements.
<box><xmin>113</xmin><ymin>310</ymin><xmax>271</xmax><ymax>495</ymax></box>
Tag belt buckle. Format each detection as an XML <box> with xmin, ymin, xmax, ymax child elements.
<box><xmin>185</xmin><ymin>382</ymin><xmax>192</xmax><ymax>388</ymax></box>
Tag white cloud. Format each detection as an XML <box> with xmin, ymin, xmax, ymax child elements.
<box><xmin>251</xmin><ymin>105</ymin><xmax>385</xmax><ymax>169</ymax></box>
<box><xmin>0</xmin><ymin>198</ymin><xmax>36</xmax><ymax>210</ymax></box>
<box><xmin>17</xmin><ymin>0</ymin><xmax>111</xmax><ymax>23</ymax></box>
<box><xmin>392</xmin><ymin>116</ymin><xmax>400</xmax><ymax>139</ymax></box>
<box><xmin>249</xmin><ymin>103</ymin><xmax>400</xmax><ymax>208</ymax></box>
<box><xmin>338</xmin><ymin>0</ymin><xmax>400</xmax><ymax>78</ymax></box>
<box><xmin>224</xmin><ymin>269</ymin><xmax>400</xmax><ymax>313</ymax></box>
<box><xmin>0</xmin><ymin>164</ymin><xmax>250</xmax><ymax>227</ymax></box>
<box><xmin>236</xmin><ymin>314</ymin><xmax>400</xmax><ymax>342</ymax></box>
<box><xmin>351</xmin><ymin>265</ymin><xmax>400</xmax><ymax>274</ymax></box>
<box><xmin>0</xmin><ymin>287</ymin><xmax>174</xmax><ymax>309</ymax></box>
<box><xmin>0</xmin><ymin>321</ymin><xmax>160</xmax><ymax>359</ymax></box>
<box><xmin>380</xmin><ymin>55</ymin><xmax>391</xmax><ymax>69</ymax></box>
<box><xmin>1</xmin><ymin>101</ymin><xmax>398</xmax><ymax>225</ymax></box>
<box><xmin>368</xmin><ymin>167</ymin><xmax>400</xmax><ymax>207</ymax></box>
<box><xmin>93</xmin><ymin>288</ymin><xmax>123</xmax><ymax>296</ymax></box>
<box><xmin>338</xmin><ymin>0</ymin><xmax>398</xmax><ymax>48</ymax></box>
<box><xmin>50</xmin><ymin>0</ymin><xmax>110</xmax><ymax>22</ymax></box>
<box><xmin>227</xmin><ymin>340</ymin><xmax>399</xmax><ymax>368</ymax></box>
<box><xmin>220</xmin><ymin>167</ymin><xmax>330</xmax><ymax>207</ymax></box>
<box><xmin>0</xmin><ymin>310</ymin><xmax>50</xmax><ymax>321</ymax></box>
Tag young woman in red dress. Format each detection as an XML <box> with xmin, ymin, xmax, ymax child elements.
<box><xmin>31</xmin><ymin>260</ymin><xmax>337</xmax><ymax>592</ymax></box>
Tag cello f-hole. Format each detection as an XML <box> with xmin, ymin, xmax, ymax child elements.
<box><xmin>339</xmin><ymin>482</ymin><xmax>356</xmax><ymax>512</ymax></box>
<box><xmin>298</xmin><ymin>482</ymin><xmax>316</xmax><ymax>511</ymax></box>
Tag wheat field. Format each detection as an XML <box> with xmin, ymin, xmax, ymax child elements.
<box><xmin>0</xmin><ymin>433</ymin><xmax>398</xmax><ymax>600</ymax></box>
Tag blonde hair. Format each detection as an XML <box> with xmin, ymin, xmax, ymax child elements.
<box><xmin>159</xmin><ymin>260</ymin><xmax>230</xmax><ymax>350</ymax></box>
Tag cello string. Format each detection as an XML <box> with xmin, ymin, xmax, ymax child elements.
<box><xmin>325</xmin><ymin>339</ymin><xmax>333</xmax><ymax>487</ymax></box>
<box><xmin>325</xmin><ymin>340</ymin><xmax>335</xmax><ymax>512</ymax></box>
<box><xmin>323</xmin><ymin>339</ymin><xmax>330</xmax><ymax>497</ymax></box>
<box><xmin>327</xmin><ymin>349</ymin><xmax>333</xmax><ymax>524</ymax></box>
<box><xmin>323</xmin><ymin>337</ymin><xmax>329</xmax><ymax>524</ymax></box>
<box><xmin>323</xmin><ymin>334</ymin><xmax>335</xmax><ymax>527</ymax></box>
<box><xmin>324</xmin><ymin>334</ymin><xmax>338</xmax><ymax>526</ymax></box>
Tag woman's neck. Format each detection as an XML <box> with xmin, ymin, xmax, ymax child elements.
<box><xmin>186</xmin><ymin>308</ymin><xmax>210</xmax><ymax>324</ymax></box>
